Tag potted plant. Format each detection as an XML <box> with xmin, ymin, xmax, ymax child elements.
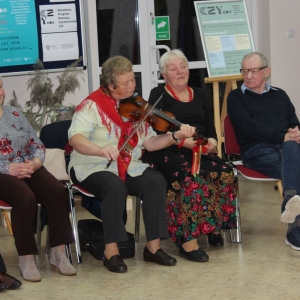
<box><xmin>9</xmin><ymin>57</ymin><xmax>84</xmax><ymax>133</ymax></box>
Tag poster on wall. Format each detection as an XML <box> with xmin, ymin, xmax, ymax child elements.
<box><xmin>194</xmin><ymin>0</ymin><xmax>255</xmax><ymax>77</ymax></box>
<box><xmin>39</xmin><ymin>3</ymin><xmax>79</xmax><ymax>62</ymax></box>
<box><xmin>0</xmin><ymin>0</ymin><xmax>84</xmax><ymax>75</ymax></box>
<box><xmin>0</xmin><ymin>0</ymin><xmax>39</xmax><ymax>68</ymax></box>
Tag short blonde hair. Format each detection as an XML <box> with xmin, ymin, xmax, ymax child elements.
<box><xmin>100</xmin><ymin>56</ymin><xmax>133</xmax><ymax>89</ymax></box>
<box><xmin>159</xmin><ymin>49</ymin><xmax>189</xmax><ymax>75</ymax></box>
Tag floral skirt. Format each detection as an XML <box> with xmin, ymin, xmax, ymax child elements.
<box><xmin>144</xmin><ymin>147</ymin><xmax>238</xmax><ymax>247</ymax></box>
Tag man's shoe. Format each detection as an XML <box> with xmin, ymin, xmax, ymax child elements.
<box><xmin>207</xmin><ymin>233</ymin><xmax>224</xmax><ymax>247</ymax></box>
<box><xmin>0</xmin><ymin>282</ymin><xmax>7</xmax><ymax>292</ymax></box>
<box><xmin>280</xmin><ymin>195</ymin><xmax>300</xmax><ymax>223</ymax></box>
<box><xmin>0</xmin><ymin>272</ymin><xmax>22</xmax><ymax>290</ymax></box>
<box><xmin>143</xmin><ymin>247</ymin><xmax>177</xmax><ymax>266</ymax></box>
<box><xmin>103</xmin><ymin>255</ymin><xmax>127</xmax><ymax>273</ymax></box>
<box><xmin>286</xmin><ymin>227</ymin><xmax>300</xmax><ymax>250</ymax></box>
<box><xmin>179</xmin><ymin>247</ymin><xmax>209</xmax><ymax>262</ymax></box>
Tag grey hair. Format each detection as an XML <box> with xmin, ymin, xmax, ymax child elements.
<box><xmin>159</xmin><ymin>49</ymin><xmax>189</xmax><ymax>75</ymax></box>
<box><xmin>100</xmin><ymin>56</ymin><xmax>133</xmax><ymax>89</ymax></box>
<box><xmin>241</xmin><ymin>52</ymin><xmax>269</xmax><ymax>68</ymax></box>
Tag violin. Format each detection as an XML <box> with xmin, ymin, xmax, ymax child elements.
<box><xmin>118</xmin><ymin>94</ymin><xmax>208</xmax><ymax>145</ymax></box>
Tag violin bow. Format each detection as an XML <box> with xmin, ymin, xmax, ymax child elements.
<box><xmin>105</xmin><ymin>93</ymin><xmax>164</xmax><ymax>169</ymax></box>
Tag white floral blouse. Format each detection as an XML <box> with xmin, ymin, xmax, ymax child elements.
<box><xmin>68</xmin><ymin>101</ymin><xmax>156</xmax><ymax>182</ymax></box>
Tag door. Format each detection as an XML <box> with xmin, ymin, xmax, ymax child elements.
<box><xmin>84</xmin><ymin>0</ymin><xmax>208</xmax><ymax>99</ymax></box>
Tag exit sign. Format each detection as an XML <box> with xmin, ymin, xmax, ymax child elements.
<box><xmin>155</xmin><ymin>16</ymin><xmax>170</xmax><ymax>41</ymax></box>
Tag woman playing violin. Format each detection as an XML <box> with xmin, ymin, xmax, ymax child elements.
<box><xmin>68</xmin><ymin>55</ymin><xmax>195</xmax><ymax>273</ymax></box>
<box><xmin>143</xmin><ymin>49</ymin><xmax>238</xmax><ymax>262</ymax></box>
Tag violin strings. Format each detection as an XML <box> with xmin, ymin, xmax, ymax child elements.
<box><xmin>152</xmin><ymin>109</ymin><xmax>182</xmax><ymax>127</ymax></box>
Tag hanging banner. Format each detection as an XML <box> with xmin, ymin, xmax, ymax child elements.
<box><xmin>194</xmin><ymin>0</ymin><xmax>255</xmax><ymax>77</ymax></box>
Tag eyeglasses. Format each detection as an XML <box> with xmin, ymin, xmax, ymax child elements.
<box><xmin>240</xmin><ymin>66</ymin><xmax>268</xmax><ymax>75</ymax></box>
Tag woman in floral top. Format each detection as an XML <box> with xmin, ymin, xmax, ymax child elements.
<box><xmin>143</xmin><ymin>50</ymin><xmax>238</xmax><ymax>263</ymax></box>
<box><xmin>0</xmin><ymin>76</ymin><xmax>76</xmax><ymax>282</ymax></box>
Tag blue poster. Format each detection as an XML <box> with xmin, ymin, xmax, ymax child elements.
<box><xmin>0</xmin><ymin>0</ymin><xmax>39</xmax><ymax>67</ymax></box>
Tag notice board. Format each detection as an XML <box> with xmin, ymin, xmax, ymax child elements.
<box><xmin>194</xmin><ymin>0</ymin><xmax>255</xmax><ymax>77</ymax></box>
<box><xmin>0</xmin><ymin>0</ymin><xmax>84</xmax><ymax>75</ymax></box>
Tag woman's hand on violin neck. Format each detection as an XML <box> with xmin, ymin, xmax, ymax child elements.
<box><xmin>176</xmin><ymin>124</ymin><xmax>196</xmax><ymax>140</ymax></box>
<box><xmin>143</xmin><ymin>124</ymin><xmax>195</xmax><ymax>152</ymax></box>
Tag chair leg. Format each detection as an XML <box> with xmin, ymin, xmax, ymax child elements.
<box><xmin>2</xmin><ymin>210</ymin><xmax>13</xmax><ymax>235</ymax></box>
<box><xmin>46</xmin><ymin>226</ymin><xmax>50</xmax><ymax>254</ymax></box>
<box><xmin>135</xmin><ymin>197</ymin><xmax>141</xmax><ymax>242</ymax></box>
<box><xmin>277</xmin><ymin>180</ymin><xmax>283</xmax><ymax>200</ymax></box>
<box><xmin>35</xmin><ymin>204</ymin><xmax>42</xmax><ymax>254</ymax></box>
<box><xmin>66</xmin><ymin>183</ymin><xmax>82</xmax><ymax>264</ymax></box>
<box><xmin>65</xmin><ymin>244</ymin><xmax>73</xmax><ymax>265</ymax></box>
<box><xmin>229</xmin><ymin>228</ymin><xmax>235</xmax><ymax>243</ymax></box>
<box><xmin>235</xmin><ymin>191</ymin><xmax>242</xmax><ymax>243</ymax></box>
<box><xmin>230</xmin><ymin>164</ymin><xmax>242</xmax><ymax>244</ymax></box>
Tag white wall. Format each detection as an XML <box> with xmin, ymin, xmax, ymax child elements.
<box><xmin>253</xmin><ymin>0</ymin><xmax>300</xmax><ymax>117</ymax></box>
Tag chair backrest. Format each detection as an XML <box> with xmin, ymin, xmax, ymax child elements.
<box><xmin>40</xmin><ymin>120</ymin><xmax>72</xmax><ymax>149</ymax></box>
<box><xmin>223</xmin><ymin>114</ymin><xmax>241</xmax><ymax>155</ymax></box>
<box><xmin>40</xmin><ymin>121</ymin><xmax>73</xmax><ymax>180</ymax></box>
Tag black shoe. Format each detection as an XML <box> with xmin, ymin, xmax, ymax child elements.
<box><xmin>179</xmin><ymin>247</ymin><xmax>209</xmax><ymax>262</ymax></box>
<box><xmin>207</xmin><ymin>233</ymin><xmax>224</xmax><ymax>247</ymax></box>
<box><xmin>143</xmin><ymin>247</ymin><xmax>177</xmax><ymax>266</ymax></box>
<box><xmin>103</xmin><ymin>255</ymin><xmax>127</xmax><ymax>273</ymax></box>
<box><xmin>0</xmin><ymin>282</ymin><xmax>7</xmax><ymax>292</ymax></box>
<box><xmin>0</xmin><ymin>272</ymin><xmax>22</xmax><ymax>290</ymax></box>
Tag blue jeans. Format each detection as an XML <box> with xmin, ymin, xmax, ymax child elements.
<box><xmin>242</xmin><ymin>141</ymin><xmax>300</xmax><ymax>198</ymax></box>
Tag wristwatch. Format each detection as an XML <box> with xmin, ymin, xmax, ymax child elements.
<box><xmin>172</xmin><ymin>131</ymin><xmax>179</xmax><ymax>142</ymax></box>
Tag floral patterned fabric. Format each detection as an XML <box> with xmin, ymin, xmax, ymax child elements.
<box><xmin>0</xmin><ymin>106</ymin><xmax>45</xmax><ymax>174</ymax></box>
<box><xmin>144</xmin><ymin>147</ymin><xmax>237</xmax><ymax>246</ymax></box>
<box><xmin>143</xmin><ymin>85</ymin><xmax>238</xmax><ymax>247</ymax></box>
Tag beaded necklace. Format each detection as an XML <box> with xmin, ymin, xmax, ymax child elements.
<box><xmin>165</xmin><ymin>83</ymin><xmax>193</xmax><ymax>102</ymax></box>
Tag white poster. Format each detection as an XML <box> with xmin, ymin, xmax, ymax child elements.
<box><xmin>39</xmin><ymin>4</ymin><xmax>77</xmax><ymax>33</ymax></box>
<box><xmin>42</xmin><ymin>32</ymin><xmax>79</xmax><ymax>62</ymax></box>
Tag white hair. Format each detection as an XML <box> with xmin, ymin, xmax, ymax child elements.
<box><xmin>159</xmin><ymin>49</ymin><xmax>189</xmax><ymax>75</ymax></box>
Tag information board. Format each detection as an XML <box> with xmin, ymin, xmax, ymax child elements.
<box><xmin>0</xmin><ymin>0</ymin><xmax>84</xmax><ymax>75</ymax></box>
<box><xmin>194</xmin><ymin>0</ymin><xmax>255</xmax><ymax>77</ymax></box>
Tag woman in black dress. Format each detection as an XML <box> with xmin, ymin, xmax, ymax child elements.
<box><xmin>143</xmin><ymin>49</ymin><xmax>238</xmax><ymax>262</ymax></box>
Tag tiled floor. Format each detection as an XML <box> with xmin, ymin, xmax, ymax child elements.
<box><xmin>1</xmin><ymin>177</ymin><xmax>299</xmax><ymax>300</ymax></box>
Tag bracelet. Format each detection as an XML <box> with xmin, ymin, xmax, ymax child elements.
<box><xmin>177</xmin><ymin>139</ymin><xmax>185</xmax><ymax>148</ymax></box>
<box><xmin>172</xmin><ymin>131</ymin><xmax>179</xmax><ymax>142</ymax></box>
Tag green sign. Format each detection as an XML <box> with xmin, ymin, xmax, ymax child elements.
<box><xmin>155</xmin><ymin>16</ymin><xmax>170</xmax><ymax>41</ymax></box>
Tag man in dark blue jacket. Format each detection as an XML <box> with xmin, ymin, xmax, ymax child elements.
<box><xmin>228</xmin><ymin>51</ymin><xmax>300</xmax><ymax>250</ymax></box>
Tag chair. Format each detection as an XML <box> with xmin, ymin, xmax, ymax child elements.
<box><xmin>0</xmin><ymin>200</ymin><xmax>13</xmax><ymax>235</ymax></box>
<box><xmin>0</xmin><ymin>199</ymin><xmax>50</xmax><ymax>254</ymax></box>
<box><xmin>40</xmin><ymin>121</ymin><xmax>142</xmax><ymax>264</ymax></box>
<box><xmin>223</xmin><ymin>114</ymin><xmax>283</xmax><ymax>243</ymax></box>
<box><xmin>70</xmin><ymin>183</ymin><xmax>142</xmax><ymax>242</ymax></box>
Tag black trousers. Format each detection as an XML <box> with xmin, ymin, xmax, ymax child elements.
<box><xmin>0</xmin><ymin>167</ymin><xmax>74</xmax><ymax>255</ymax></box>
<box><xmin>70</xmin><ymin>168</ymin><xmax>168</xmax><ymax>244</ymax></box>
<box><xmin>0</xmin><ymin>254</ymin><xmax>6</xmax><ymax>273</ymax></box>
